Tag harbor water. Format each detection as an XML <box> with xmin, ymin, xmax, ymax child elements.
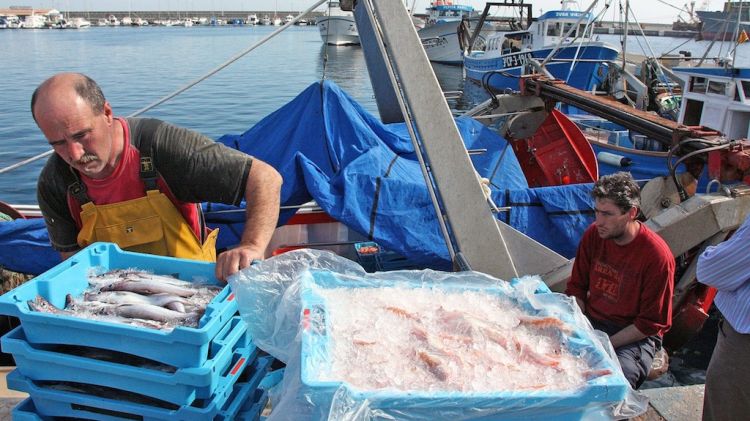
<box><xmin>1</xmin><ymin>25</ymin><xmax>749</xmax><ymax>204</ymax></box>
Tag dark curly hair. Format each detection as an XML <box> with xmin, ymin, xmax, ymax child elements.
<box><xmin>591</xmin><ymin>172</ymin><xmax>641</xmax><ymax>213</ymax></box>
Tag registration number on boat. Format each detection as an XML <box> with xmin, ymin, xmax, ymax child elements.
<box><xmin>503</xmin><ymin>52</ymin><xmax>533</xmax><ymax>68</ymax></box>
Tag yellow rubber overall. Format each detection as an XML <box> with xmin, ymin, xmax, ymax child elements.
<box><xmin>77</xmin><ymin>190</ymin><xmax>217</xmax><ymax>261</ymax></box>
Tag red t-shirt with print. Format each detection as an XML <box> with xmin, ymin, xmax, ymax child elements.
<box><xmin>566</xmin><ymin>222</ymin><xmax>675</xmax><ymax>337</ymax></box>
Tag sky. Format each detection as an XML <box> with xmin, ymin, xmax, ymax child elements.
<box><xmin>0</xmin><ymin>1</ymin><xmax>730</xmax><ymax>23</ymax></box>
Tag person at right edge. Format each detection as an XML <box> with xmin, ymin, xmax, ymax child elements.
<box><xmin>697</xmin><ymin>213</ymin><xmax>750</xmax><ymax>421</ymax></box>
<box><xmin>565</xmin><ymin>172</ymin><xmax>675</xmax><ymax>389</ymax></box>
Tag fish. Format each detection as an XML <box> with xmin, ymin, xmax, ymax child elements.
<box><xmin>84</xmin><ymin>291</ymin><xmax>189</xmax><ymax>312</ymax></box>
<box><xmin>27</xmin><ymin>296</ymin><xmax>70</xmax><ymax>315</ymax></box>
<box><xmin>417</xmin><ymin>350</ymin><xmax>448</xmax><ymax>381</ymax></box>
<box><xmin>98</xmin><ymin>279</ymin><xmax>196</xmax><ymax>298</ymax></box>
<box><xmin>110</xmin><ymin>303</ymin><xmax>202</xmax><ymax>324</ymax></box>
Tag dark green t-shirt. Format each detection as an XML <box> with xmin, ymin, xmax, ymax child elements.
<box><xmin>37</xmin><ymin>117</ymin><xmax>253</xmax><ymax>252</ymax></box>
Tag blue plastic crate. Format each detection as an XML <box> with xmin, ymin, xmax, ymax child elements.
<box><xmin>0</xmin><ymin>242</ymin><xmax>238</xmax><ymax>368</ymax></box>
<box><xmin>11</xmin><ymin>398</ymin><xmax>45</xmax><ymax>421</ymax></box>
<box><xmin>353</xmin><ymin>242</ymin><xmax>380</xmax><ymax>272</ymax></box>
<box><xmin>235</xmin><ymin>388</ymin><xmax>269</xmax><ymax>421</ymax></box>
<box><xmin>7</xmin><ymin>356</ymin><xmax>272</xmax><ymax>421</ymax></box>
<box><xmin>2</xmin><ymin>316</ymin><xmax>255</xmax><ymax>406</ymax></box>
<box><xmin>218</xmin><ymin>383</ymin><xmax>268</xmax><ymax>421</ymax></box>
<box><xmin>298</xmin><ymin>270</ymin><xmax>630</xmax><ymax>420</ymax></box>
<box><xmin>258</xmin><ymin>368</ymin><xmax>285</xmax><ymax>390</ymax></box>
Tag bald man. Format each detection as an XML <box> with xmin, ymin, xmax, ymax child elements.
<box><xmin>32</xmin><ymin>73</ymin><xmax>282</xmax><ymax>282</ymax></box>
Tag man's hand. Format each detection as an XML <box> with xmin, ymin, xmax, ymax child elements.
<box><xmin>215</xmin><ymin>244</ymin><xmax>265</xmax><ymax>282</ymax></box>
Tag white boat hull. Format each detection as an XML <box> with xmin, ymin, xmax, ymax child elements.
<box><xmin>317</xmin><ymin>16</ymin><xmax>359</xmax><ymax>46</ymax></box>
<box><xmin>418</xmin><ymin>21</ymin><xmax>463</xmax><ymax>64</ymax></box>
<box><xmin>418</xmin><ymin>20</ymin><xmax>504</xmax><ymax>64</ymax></box>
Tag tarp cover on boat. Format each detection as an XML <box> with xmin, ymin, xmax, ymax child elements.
<box><xmin>0</xmin><ymin>81</ymin><xmax>596</xmax><ymax>275</ymax></box>
<box><xmin>209</xmin><ymin>81</ymin><xmax>594</xmax><ymax>269</ymax></box>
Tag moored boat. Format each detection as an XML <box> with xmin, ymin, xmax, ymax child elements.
<box><xmin>464</xmin><ymin>3</ymin><xmax>619</xmax><ymax>92</ymax></box>
<box><xmin>316</xmin><ymin>1</ymin><xmax>359</xmax><ymax>45</ymax></box>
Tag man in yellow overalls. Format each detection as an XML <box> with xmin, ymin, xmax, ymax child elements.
<box><xmin>32</xmin><ymin>73</ymin><xmax>283</xmax><ymax>282</ymax></box>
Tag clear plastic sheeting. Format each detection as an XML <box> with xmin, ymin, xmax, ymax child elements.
<box><xmin>230</xmin><ymin>249</ymin><xmax>647</xmax><ymax>420</ymax></box>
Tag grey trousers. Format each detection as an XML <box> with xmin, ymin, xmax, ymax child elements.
<box><xmin>703</xmin><ymin>318</ymin><xmax>750</xmax><ymax>421</ymax></box>
<box><xmin>589</xmin><ymin>318</ymin><xmax>657</xmax><ymax>389</ymax></box>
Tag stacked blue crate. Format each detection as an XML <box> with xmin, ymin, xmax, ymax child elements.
<box><xmin>0</xmin><ymin>243</ymin><xmax>272</xmax><ymax>420</ymax></box>
<box><xmin>297</xmin><ymin>270</ymin><xmax>631</xmax><ymax>420</ymax></box>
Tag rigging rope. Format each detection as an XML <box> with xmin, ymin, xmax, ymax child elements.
<box><xmin>321</xmin><ymin>0</ymin><xmax>333</xmax><ymax>81</ymax></box>
<box><xmin>0</xmin><ymin>0</ymin><xmax>327</xmax><ymax>175</ymax></box>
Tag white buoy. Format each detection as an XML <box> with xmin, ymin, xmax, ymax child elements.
<box><xmin>597</xmin><ymin>151</ymin><xmax>632</xmax><ymax>167</ymax></box>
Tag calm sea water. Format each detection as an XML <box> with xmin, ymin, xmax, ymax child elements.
<box><xmin>1</xmin><ymin>26</ymin><xmax>748</xmax><ymax>204</ymax></box>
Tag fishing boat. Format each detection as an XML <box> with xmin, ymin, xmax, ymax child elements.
<box><xmin>564</xmin><ymin>63</ymin><xmax>750</xmax><ymax>193</ymax></box>
<box><xmin>247</xmin><ymin>14</ymin><xmax>259</xmax><ymax>25</ymax></box>
<box><xmin>464</xmin><ymin>1</ymin><xmax>619</xmax><ymax>91</ymax></box>
<box><xmin>417</xmin><ymin>0</ymin><xmax>478</xmax><ymax>63</ymax></box>
<box><xmin>316</xmin><ymin>1</ymin><xmax>359</xmax><ymax>45</ymax></box>
<box><xmin>418</xmin><ymin>0</ymin><xmax>530</xmax><ymax>64</ymax></box>
<box><xmin>696</xmin><ymin>0</ymin><xmax>750</xmax><ymax>40</ymax></box>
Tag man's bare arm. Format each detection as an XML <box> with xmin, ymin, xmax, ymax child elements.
<box><xmin>609</xmin><ymin>324</ymin><xmax>648</xmax><ymax>349</ymax></box>
<box><xmin>215</xmin><ymin>159</ymin><xmax>282</xmax><ymax>282</ymax></box>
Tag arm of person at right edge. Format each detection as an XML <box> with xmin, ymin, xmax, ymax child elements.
<box><xmin>215</xmin><ymin>159</ymin><xmax>282</xmax><ymax>282</ymax></box>
<box><xmin>697</xmin><ymin>215</ymin><xmax>750</xmax><ymax>291</ymax></box>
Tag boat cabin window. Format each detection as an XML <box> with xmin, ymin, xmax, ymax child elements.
<box><xmin>707</xmin><ymin>80</ymin><xmax>727</xmax><ymax>95</ymax></box>
<box><xmin>502</xmin><ymin>33</ymin><xmax>526</xmax><ymax>53</ymax></box>
<box><xmin>743</xmin><ymin>81</ymin><xmax>750</xmax><ymax>99</ymax></box>
<box><xmin>562</xmin><ymin>22</ymin><xmax>580</xmax><ymax>37</ymax></box>
<box><xmin>689</xmin><ymin>77</ymin><xmax>707</xmax><ymax>94</ymax></box>
<box><xmin>547</xmin><ymin>22</ymin><xmax>561</xmax><ymax>36</ymax></box>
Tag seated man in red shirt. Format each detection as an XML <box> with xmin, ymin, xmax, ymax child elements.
<box><xmin>565</xmin><ymin>172</ymin><xmax>675</xmax><ymax>389</ymax></box>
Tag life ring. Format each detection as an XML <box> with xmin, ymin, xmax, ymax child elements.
<box><xmin>0</xmin><ymin>201</ymin><xmax>25</xmax><ymax>220</ymax></box>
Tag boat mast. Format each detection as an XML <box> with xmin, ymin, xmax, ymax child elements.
<box><xmin>622</xmin><ymin>0</ymin><xmax>629</xmax><ymax>69</ymax></box>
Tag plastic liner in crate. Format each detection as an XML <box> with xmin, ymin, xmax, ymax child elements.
<box><xmin>7</xmin><ymin>356</ymin><xmax>273</xmax><ymax>421</ymax></box>
<box><xmin>298</xmin><ymin>270</ymin><xmax>630</xmax><ymax>420</ymax></box>
<box><xmin>0</xmin><ymin>242</ymin><xmax>238</xmax><ymax>368</ymax></box>
<box><xmin>2</xmin><ymin>316</ymin><xmax>255</xmax><ymax>406</ymax></box>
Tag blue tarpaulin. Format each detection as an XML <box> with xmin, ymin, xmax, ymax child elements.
<box><xmin>0</xmin><ymin>81</ymin><xmax>596</xmax><ymax>275</ymax></box>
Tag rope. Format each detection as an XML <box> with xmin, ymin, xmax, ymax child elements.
<box><xmin>0</xmin><ymin>0</ymin><xmax>327</xmax><ymax>176</ymax></box>
<box><xmin>321</xmin><ymin>0</ymin><xmax>334</xmax><ymax>81</ymax></box>
<box><xmin>625</xmin><ymin>2</ymin><xmax>674</xmax><ymax>96</ymax></box>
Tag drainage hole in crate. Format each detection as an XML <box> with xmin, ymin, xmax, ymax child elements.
<box><xmin>36</xmin><ymin>380</ymin><xmax>179</xmax><ymax>410</ymax></box>
<box><xmin>49</xmin><ymin>344</ymin><xmax>177</xmax><ymax>373</ymax></box>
